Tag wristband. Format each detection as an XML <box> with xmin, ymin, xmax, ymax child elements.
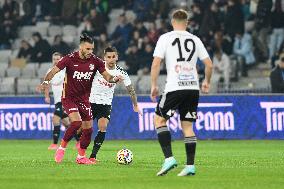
<box><xmin>42</xmin><ymin>80</ymin><xmax>49</xmax><ymax>85</ymax></box>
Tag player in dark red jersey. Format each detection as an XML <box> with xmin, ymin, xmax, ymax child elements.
<box><xmin>39</xmin><ymin>33</ymin><xmax>122</xmax><ymax>164</ymax></box>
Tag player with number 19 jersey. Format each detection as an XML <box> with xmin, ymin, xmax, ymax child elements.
<box><xmin>153</xmin><ymin>31</ymin><xmax>209</xmax><ymax>92</ymax></box>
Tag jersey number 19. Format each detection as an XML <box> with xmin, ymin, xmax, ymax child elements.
<box><xmin>172</xmin><ymin>38</ymin><xmax>196</xmax><ymax>62</ymax></box>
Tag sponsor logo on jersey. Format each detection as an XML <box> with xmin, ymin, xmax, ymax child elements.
<box><xmin>73</xmin><ymin>71</ymin><xmax>93</xmax><ymax>80</ymax></box>
<box><xmin>89</xmin><ymin>64</ymin><xmax>94</xmax><ymax>70</ymax></box>
<box><xmin>178</xmin><ymin>81</ymin><xmax>197</xmax><ymax>86</ymax></box>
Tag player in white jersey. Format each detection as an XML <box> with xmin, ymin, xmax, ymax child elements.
<box><xmin>150</xmin><ymin>9</ymin><xmax>213</xmax><ymax>176</ymax></box>
<box><xmin>88</xmin><ymin>46</ymin><xmax>142</xmax><ymax>163</ymax></box>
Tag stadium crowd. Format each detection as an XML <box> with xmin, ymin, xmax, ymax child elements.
<box><xmin>0</xmin><ymin>0</ymin><xmax>283</xmax><ymax>93</ymax></box>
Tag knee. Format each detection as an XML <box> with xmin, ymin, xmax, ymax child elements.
<box><xmin>52</xmin><ymin>116</ymin><xmax>60</xmax><ymax>126</ymax></box>
<box><xmin>98</xmin><ymin>118</ymin><xmax>108</xmax><ymax>132</ymax></box>
<box><xmin>72</xmin><ymin>121</ymin><xmax>82</xmax><ymax>130</ymax></box>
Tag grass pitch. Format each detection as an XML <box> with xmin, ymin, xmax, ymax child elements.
<box><xmin>0</xmin><ymin>140</ymin><xmax>283</xmax><ymax>189</ymax></box>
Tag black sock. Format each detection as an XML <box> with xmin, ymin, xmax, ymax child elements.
<box><xmin>90</xmin><ymin>131</ymin><xmax>106</xmax><ymax>158</ymax></box>
<box><xmin>184</xmin><ymin>136</ymin><xmax>197</xmax><ymax>165</ymax></box>
<box><xmin>156</xmin><ymin>126</ymin><xmax>173</xmax><ymax>158</ymax></box>
<box><xmin>53</xmin><ymin>125</ymin><xmax>61</xmax><ymax>144</ymax></box>
<box><xmin>74</xmin><ymin>132</ymin><xmax>82</xmax><ymax>141</ymax></box>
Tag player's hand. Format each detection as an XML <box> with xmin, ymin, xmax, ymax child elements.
<box><xmin>150</xmin><ymin>85</ymin><xmax>159</xmax><ymax>102</ymax></box>
<box><xmin>36</xmin><ymin>82</ymin><xmax>49</xmax><ymax>93</ymax></box>
<box><xmin>133</xmin><ymin>105</ymin><xmax>142</xmax><ymax>116</ymax></box>
<box><xmin>44</xmin><ymin>97</ymin><xmax>50</xmax><ymax>104</ymax></box>
<box><xmin>113</xmin><ymin>75</ymin><xmax>123</xmax><ymax>83</ymax></box>
<box><xmin>201</xmin><ymin>80</ymin><xmax>210</xmax><ymax>94</ymax></box>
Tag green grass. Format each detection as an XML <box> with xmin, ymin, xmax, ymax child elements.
<box><xmin>0</xmin><ymin>140</ymin><xmax>283</xmax><ymax>189</ymax></box>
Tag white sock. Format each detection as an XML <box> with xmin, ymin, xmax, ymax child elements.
<box><xmin>77</xmin><ymin>154</ymin><xmax>85</xmax><ymax>159</ymax></box>
<box><xmin>58</xmin><ymin>146</ymin><xmax>66</xmax><ymax>150</ymax></box>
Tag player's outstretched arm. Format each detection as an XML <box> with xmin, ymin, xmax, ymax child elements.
<box><xmin>101</xmin><ymin>71</ymin><xmax>123</xmax><ymax>83</ymax></box>
<box><xmin>150</xmin><ymin>57</ymin><xmax>162</xmax><ymax>102</ymax></box>
<box><xmin>38</xmin><ymin>66</ymin><xmax>61</xmax><ymax>92</ymax></box>
<box><xmin>201</xmin><ymin>57</ymin><xmax>213</xmax><ymax>94</ymax></box>
<box><xmin>126</xmin><ymin>84</ymin><xmax>142</xmax><ymax>115</ymax></box>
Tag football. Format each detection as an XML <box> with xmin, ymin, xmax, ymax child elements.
<box><xmin>116</xmin><ymin>148</ymin><xmax>133</xmax><ymax>165</ymax></box>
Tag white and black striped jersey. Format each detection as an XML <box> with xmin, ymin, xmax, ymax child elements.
<box><xmin>47</xmin><ymin>68</ymin><xmax>65</xmax><ymax>104</ymax></box>
<box><xmin>153</xmin><ymin>30</ymin><xmax>210</xmax><ymax>92</ymax></box>
<box><xmin>89</xmin><ymin>64</ymin><xmax>131</xmax><ymax>105</ymax></box>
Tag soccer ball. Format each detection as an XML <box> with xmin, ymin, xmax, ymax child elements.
<box><xmin>116</xmin><ymin>148</ymin><xmax>133</xmax><ymax>165</ymax></box>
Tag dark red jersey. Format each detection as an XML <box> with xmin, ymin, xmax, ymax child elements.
<box><xmin>56</xmin><ymin>51</ymin><xmax>106</xmax><ymax>101</ymax></box>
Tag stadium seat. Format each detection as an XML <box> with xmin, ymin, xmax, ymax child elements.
<box><xmin>6</xmin><ymin>67</ymin><xmax>21</xmax><ymax>78</ymax></box>
<box><xmin>18</xmin><ymin>26</ymin><xmax>36</xmax><ymax>38</ymax></box>
<box><xmin>29</xmin><ymin>78</ymin><xmax>41</xmax><ymax>93</ymax></box>
<box><xmin>0</xmin><ymin>77</ymin><xmax>15</xmax><ymax>94</ymax></box>
<box><xmin>17</xmin><ymin>78</ymin><xmax>30</xmax><ymax>94</ymax></box>
<box><xmin>136</xmin><ymin>75</ymin><xmax>151</xmax><ymax>94</ymax></box>
<box><xmin>36</xmin><ymin>26</ymin><xmax>48</xmax><ymax>37</ymax></box>
<box><xmin>21</xmin><ymin>67</ymin><xmax>37</xmax><ymax>78</ymax></box>
<box><xmin>0</xmin><ymin>50</ymin><xmax>12</xmax><ymax>62</ymax></box>
<box><xmin>63</xmin><ymin>25</ymin><xmax>77</xmax><ymax>36</ymax></box>
<box><xmin>48</xmin><ymin>25</ymin><xmax>63</xmax><ymax>37</ymax></box>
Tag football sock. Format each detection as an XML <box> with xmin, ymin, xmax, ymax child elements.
<box><xmin>80</xmin><ymin>128</ymin><xmax>93</xmax><ymax>150</ymax></box>
<box><xmin>61</xmin><ymin>121</ymin><xmax>82</xmax><ymax>148</ymax></box>
<box><xmin>90</xmin><ymin>130</ymin><xmax>106</xmax><ymax>158</ymax></box>
<box><xmin>53</xmin><ymin>125</ymin><xmax>60</xmax><ymax>144</ymax></box>
<box><xmin>156</xmin><ymin>126</ymin><xmax>173</xmax><ymax>158</ymax></box>
<box><xmin>74</xmin><ymin>132</ymin><xmax>82</xmax><ymax>141</ymax></box>
<box><xmin>184</xmin><ymin>136</ymin><xmax>197</xmax><ymax>165</ymax></box>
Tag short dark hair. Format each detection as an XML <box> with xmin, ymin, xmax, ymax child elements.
<box><xmin>52</xmin><ymin>52</ymin><xmax>62</xmax><ymax>57</ymax></box>
<box><xmin>80</xmin><ymin>33</ymin><xmax>94</xmax><ymax>44</ymax></box>
<box><xmin>172</xmin><ymin>9</ymin><xmax>189</xmax><ymax>21</ymax></box>
<box><xmin>103</xmin><ymin>46</ymin><xmax>118</xmax><ymax>54</ymax></box>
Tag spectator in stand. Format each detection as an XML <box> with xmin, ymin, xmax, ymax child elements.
<box><xmin>133</xmin><ymin>0</ymin><xmax>152</xmax><ymax>21</ymax></box>
<box><xmin>52</xmin><ymin>35</ymin><xmax>70</xmax><ymax>55</ymax></box>
<box><xmin>199</xmin><ymin>2</ymin><xmax>222</xmax><ymax>38</ymax></box>
<box><xmin>133</xmin><ymin>20</ymin><xmax>148</xmax><ymax>38</ymax></box>
<box><xmin>271</xmin><ymin>41</ymin><xmax>284</xmax><ymax>68</ymax></box>
<box><xmin>17</xmin><ymin>40</ymin><xmax>34</xmax><ymax>61</ymax></box>
<box><xmin>31</xmin><ymin>32</ymin><xmax>52</xmax><ymax>63</ymax></box>
<box><xmin>125</xmin><ymin>43</ymin><xmax>141</xmax><ymax>75</ymax></box>
<box><xmin>137</xmin><ymin>43</ymin><xmax>153</xmax><ymax>76</ymax></box>
<box><xmin>94</xmin><ymin>33</ymin><xmax>110</xmax><ymax>58</ymax></box>
<box><xmin>269</xmin><ymin>0</ymin><xmax>284</xmax><ymax>60</ymax></box>
<box><xmin>233</xmin><ymin>30</ymin><xmax>255</xmax><ymax>77</ymax></box>
<box><xmin>0</xmin><ymin>11</ymin><xmax>17</xmax><ymax>49</ymax></box>
<box><xmin>2</xmin><ymin>0</ymin><xmax>19</xmax><ymax>19</ymax></box>
<box><xmin>224</xmin><ymin>0</ymin><xmax>244</xmax><ymax>39</ymax></box>
<box><xmin>253</xmin><ymin>0</ymin><xmax>272</xmax><ymax>62</ymax></box>
<box><xmin>131</xmin><ymin>30</ymin><xmax>143</xmax><ymax>50</ymax></box>
<box><xmin>76</xmin><ymin>0</ymin><xmax>94</xmax><ymax>23</ymax></box>
<box><xmin>110</xmin><ymin>14</ymin><xmax>133</xmax><ymax>59</ymax></box>
<box><xmin>21</xmin><ymin>0</ymin><xmax>36</xmax><ymax>25</ymax></box>
<box><xmin>44</xmin><ymin>0</ymin><xmax>63</xmax><ymax>25</ymax></box>
<box><xmin>89</xmin><ymin>8</ymin><xmax>106</xmax><ymax>36</ymax></box>
<box><xmin>211</xmin><ymin>46</ymin><xmax>231</xmax><ymax>93</ymax></box>
<box><xmin>147</xmin><ymin>22</ymin><xmax>159</xmax><ymax>45</ymax></box>
<box><xmin>270</xmin><ymin>53</ymin><xmax>284</xmax><ymax>93</ymax></box>
<box><xmin>61</xmin><ymin>0</ymin><xmax>77</xmax><ymax>25</ymax></box>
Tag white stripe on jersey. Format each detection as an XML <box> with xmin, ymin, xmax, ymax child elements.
<box><xmin>153</xmin><ymin>31</ymin><xmax>209</xmax><ymax>92</ymax></box>
<box><xmin>89</xmin><ymin>64</ymin><xmax>131</xmax><ymax>105</ymax></box>
<box><xmin>48</xmin><ymin>68</ymin><xmax>65</xmax><ymax>104</ymax></box>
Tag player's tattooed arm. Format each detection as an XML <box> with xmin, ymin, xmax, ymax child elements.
<box><xmin>126</xmin><ymin>84</ymin><xmax>142</xmax><ymax>115</ymax></box>
<box><xmin>126</xmin><ymin>84</ymin><xmax>138</xmax><ymax>106</ymax></box>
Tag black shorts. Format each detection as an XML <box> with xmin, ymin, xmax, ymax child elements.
<box><xmin>54</xmin><ymin>102</ymin><xmax>68</xmax><ymax>119</ymax></box>
<box><xmin>91</xmin><ymin>103</ymin><xmax>112</xmax><ymax>121</ymax></box>
<box><xmin>155</xmin><ymin>90</ymin><xmax>199</xmax><ymax>122</ymax></box>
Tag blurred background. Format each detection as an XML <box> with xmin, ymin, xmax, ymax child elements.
<box><xmin>0</xmin><ymin>0</ymin><xmax>283</xmax><ymax>95</ymax></box>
